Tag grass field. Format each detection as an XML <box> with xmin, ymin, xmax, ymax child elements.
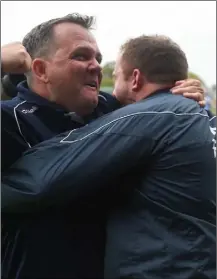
<box><xmin>100</xmin><ymin>87</ymin><xmax>113</xmax><ymax>94</ymax></box>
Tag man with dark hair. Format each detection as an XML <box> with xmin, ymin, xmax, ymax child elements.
<box><xmin>2</xmin><ymin>34</ymin><xmax>216</xmax><ymax>279</ymax></box>
<box><xmin>1</xmin><ymin>14</ymin><xmax>113</xmax><ymax>173</ymax></box>
<box><xmin>1</xmin><ymin>14</ymin><xmax>211</xmax><ymax>279</ymax></box>
<box><xmin>122</xmin><ymin>35</ymin><xmax>187</xmax><ymax>85</ymax></box>
<box><xmin>21</xmin><ymin>13</ymin><xmax>102</xmax><ymax>116</ymax></box>
<box><xmin>1</xmin><ymin>14</ymin><xmax>116</xmax><ymax>279</ymax></box>
<box><xmin>115</xmin><ymin>35</ymin><xmax>189</xmax><ymax>104</ymax></box>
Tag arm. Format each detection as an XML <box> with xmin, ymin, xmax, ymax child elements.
<box><xmin>2</xmin><ymin>74</ymin><xmax>26</xmax><ymax>99</ymax></box>
<box><xmin>2</xmin><ymin>113</ymin><xmax>156</xmax><ymax>213</ymax></box>
<box><xmin>1</xmin><ymin>42</ymin><xmax>30</xmax><ymax>99</ymax></box>
<box><xmin>1</xmin><ymin>106</ymin><xmax>28</xmax><ymax>172</ymax></box>
<box><xmin>1</xmin><ymin>42</ymin><xmax>31</xmax><ymax>74</ymax></box>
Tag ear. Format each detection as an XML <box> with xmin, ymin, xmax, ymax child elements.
<box><xmin>31</xmin><ymin>58</ymin><xmax>49</xmax><ymax>83</ymax></box>
<box><xmin>131</xmin><ymin>69</ymin><xmax>143</xmax><ymax>92</ymax></box>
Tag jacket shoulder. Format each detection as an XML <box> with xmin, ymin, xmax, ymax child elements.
<box><xmin>92</xmin><ymin>91</ymin><xmax>120</xmax><ymax>117</ymax></box>
<box><xmin>98</xmin><ymin>91</ymin><xmax>121</xmax><ymax>110</ymax></box>
<box><xmin>1</xmin><ymin>97</ymin><xmax>25</xmax><ymax>110</ymax></box>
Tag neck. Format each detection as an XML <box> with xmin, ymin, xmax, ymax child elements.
<box><xmin>28</xmin><ymin>82</ymin><xmax>52</xmax><ymax>101</ymax></box>
<box><xmin>27</xmin><ymin>81</ymin><xmax>92</xmax><ymax>116</ymax></box>
<box><xmin>135</xmin><ymin>82</ymin><xmax>174</xmax><ymax>102</ymax></box>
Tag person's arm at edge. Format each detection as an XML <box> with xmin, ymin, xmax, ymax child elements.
<box><xmin>2</xmin><ymin>114</ymin><xmax>154</xmax><ymax>213</ymax></box>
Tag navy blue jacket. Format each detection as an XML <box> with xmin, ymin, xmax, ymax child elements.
<box><xmin>1</xmin><ymin>81</ymin><xmax>120</xmax><ymax>279</ymax></box>
<box><xmin>2</xmin><ymin>81</ymin><xmax>120</xmax><ymax>172</ymax></box>
<box><xmin>2</xmin><ymin>89</ymin><xmax>216</xmax><ymax>278</ymax></box>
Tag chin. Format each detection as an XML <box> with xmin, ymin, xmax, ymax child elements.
<box><xmin>90</xmin><ymin>97</ymin><xmax>99</xmax><ymax>109</ymax></box>
<box><xmin>81</xmin><ymin>97</ymin><xmax>98</xmax><ymax>115</ymax></box>
<box><xmin>88</xmin><ymin>93</ymin><xmax>98</xmax><ymax>105</ymax></box>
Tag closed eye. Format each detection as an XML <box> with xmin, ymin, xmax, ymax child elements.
<box><xmin>72</xmin><ymin>54</ymin><xmax>102</xmax><ymax>64</ymax></box>
<box><xmin>70</xmin><ymin>46</ymin><xmax>102</xmax><ymax>64</ymax></box>
<box><xmin>72</xmin><ymin>54</ymin><xmax>89</xmax><ymax>61</ymax></box>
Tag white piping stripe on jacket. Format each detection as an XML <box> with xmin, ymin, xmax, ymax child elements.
<box><xmin>98</xmin><ymin>94</ymin><xmax>107</xmax><ymax>102</ymax></box>
<box><xmin>60</xmin><ymin>110</ymin><xmax>209</xmax><ymax>144</ymax></box>
<box><xmin>209</xmin><ymin>115</ymin><xmax>216</xmax><ymax>122</ymax></box>
<box><xmin>13</xmin><ymin>100</ymin><xmax>32</xmax><ymax>148</ymax></box>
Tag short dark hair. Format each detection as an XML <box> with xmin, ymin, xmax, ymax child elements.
<box><xmin>22</xmin><ymin>13</ymin><xmax>95</xmax><ymax>59</ymax></box>
<box><xmin>120</xmin><ymin>35</ymin><xmax>188</xmax><ymax>84</ymax></box>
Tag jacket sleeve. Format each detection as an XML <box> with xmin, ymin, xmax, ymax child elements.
<box><xmin>2</xmin><ymin>74</ymin><xmax>25</xmax><ymax>98</ymax></box>
<box><xmin>1</xmin><ymin>105</ymin><xmax>28</xmax><ymax>172</ymax></box>
<box><xmin>206</xmin><ymin>109</ymin><xmax>215</xmax><ymax>119</ymax></box>
<box><xmin>2</xmin><ymin>114</ymin><xmax>156</xmax><ymax>213</ymax></box>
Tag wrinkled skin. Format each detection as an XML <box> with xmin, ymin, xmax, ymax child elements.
<box><xmin>31</xmin><ymin>22</ymin><xmax>103</xmax><ymax>115</ymax></box>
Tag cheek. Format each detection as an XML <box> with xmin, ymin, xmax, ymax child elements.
<box><xmin>67</xmin><ymin>63</ymin><xmax>87</xmax><ymax>84</ymax></box>
<box><xmin>48</xmin><ymin>65</ymin><xmax>68</xmax><ymax>85</ymax></box>
<box><xmin>51</xmin><ymin>61</ymin><xmax>85</xmax><ymax>84</ymax></box>
<box><xmin>114</xmin><ymin>78</ymin><xmax>126</xmax><ymax>95</ymax></box>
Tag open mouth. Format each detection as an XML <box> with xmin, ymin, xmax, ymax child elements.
<box><xmin>85</xmin><ymin>81</ymin><xmax>98</xmax><ymax>89</ymax></box>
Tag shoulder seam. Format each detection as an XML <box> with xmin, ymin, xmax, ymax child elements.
<box><xmin>60</xmin><ymin>110</ymin><xmax>209</xmax><ymax>144</ymax></box>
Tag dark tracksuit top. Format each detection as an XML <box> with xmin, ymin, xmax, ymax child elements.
<box><xmin>1</xmin><ymin>81</ymin><xmax>120</xmax><ymax>279</ymax></box>
<box><xmin>2</xmin><ymin>89</ymin><xmax>216</xmax><ymax>279</ymax></box>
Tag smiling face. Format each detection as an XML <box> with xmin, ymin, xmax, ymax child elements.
<box><xmin>37</xmin><ymin>22</ymin><xmax>102</xmax><ymax>115</ymax></box>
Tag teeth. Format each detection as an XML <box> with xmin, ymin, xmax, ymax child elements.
<box><xmin>87</xmin><ymin>82</ymin><xmax>96</xmax><ymax>87</ymax></box>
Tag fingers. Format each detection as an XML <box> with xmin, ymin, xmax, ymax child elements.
<box><xmin>171</xmin><ymin>78</ymin><xmax>205</xmax><ymax>107</ymax></box>
<box><xmin>198</xmin><ymin>100</ymin><xmax>206</xmax><ymax>107</ymax></box>
<box><xmin>182</xmin><ymin>92</ymin><xmax>203</xmax><ymax>102</ymax></box>
<box><xmin>174</xmin><ymin>80</ymin><xmax>185</xmax><ymax>86</ymax></box>
<box><xmin>17</xmin><ymin>51</ymin><xmax>32</xmax><ymax>73</ymax></box>
<box><xmin>26</xmin><ymin>54</ymin><xmax>32</xmax><ymax>71</ymax></box>
<box><xmin>1</xmin><ymin>42</ymin><xmax>32</xmax><ymax>74</ymax></box>
<box><xmin>174</xmin><ymin>79</ymin><xmax>201</xmax><ymax>88</ymax></box>
<box><xmin>172</xmin><ymin>79</ymin><xmax>204</xmax><ymax>97</ymax></box>
<box><xmin>172</xmin><ymin>86</ymin><xmax>204</xmax><ymax>96</ymax></box>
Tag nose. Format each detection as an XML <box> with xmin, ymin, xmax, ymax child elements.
<box><xmin>88</xmin><ymin>58</ymin><xmax>102</xmax><ymax>73</ymax></box>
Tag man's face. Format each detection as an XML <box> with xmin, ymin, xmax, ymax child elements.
<box><xmin>45</xmin><ymin>22</ymin><xmax>102</xmax><ymax>115</ymax></box>
<box><xmin>113</xmin><ymin>54</ymin><xmax>133</xmax><ymax>105</ymax></box>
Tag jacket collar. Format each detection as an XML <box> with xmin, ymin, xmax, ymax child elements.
<box><xmin>17</xmin><ymin>81</ymin><xmax>68</xmax><ymax>112</ymax></box>
<box><xmin>16</xmin><ymin>81</ymin><xmax>85</xmax><ymax>124</ymax></box>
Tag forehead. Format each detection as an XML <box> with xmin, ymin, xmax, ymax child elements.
<box><xmin>53</xmin><ymin>22</ymin><xmax>100</xmax><ymax>54</ymax></box>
